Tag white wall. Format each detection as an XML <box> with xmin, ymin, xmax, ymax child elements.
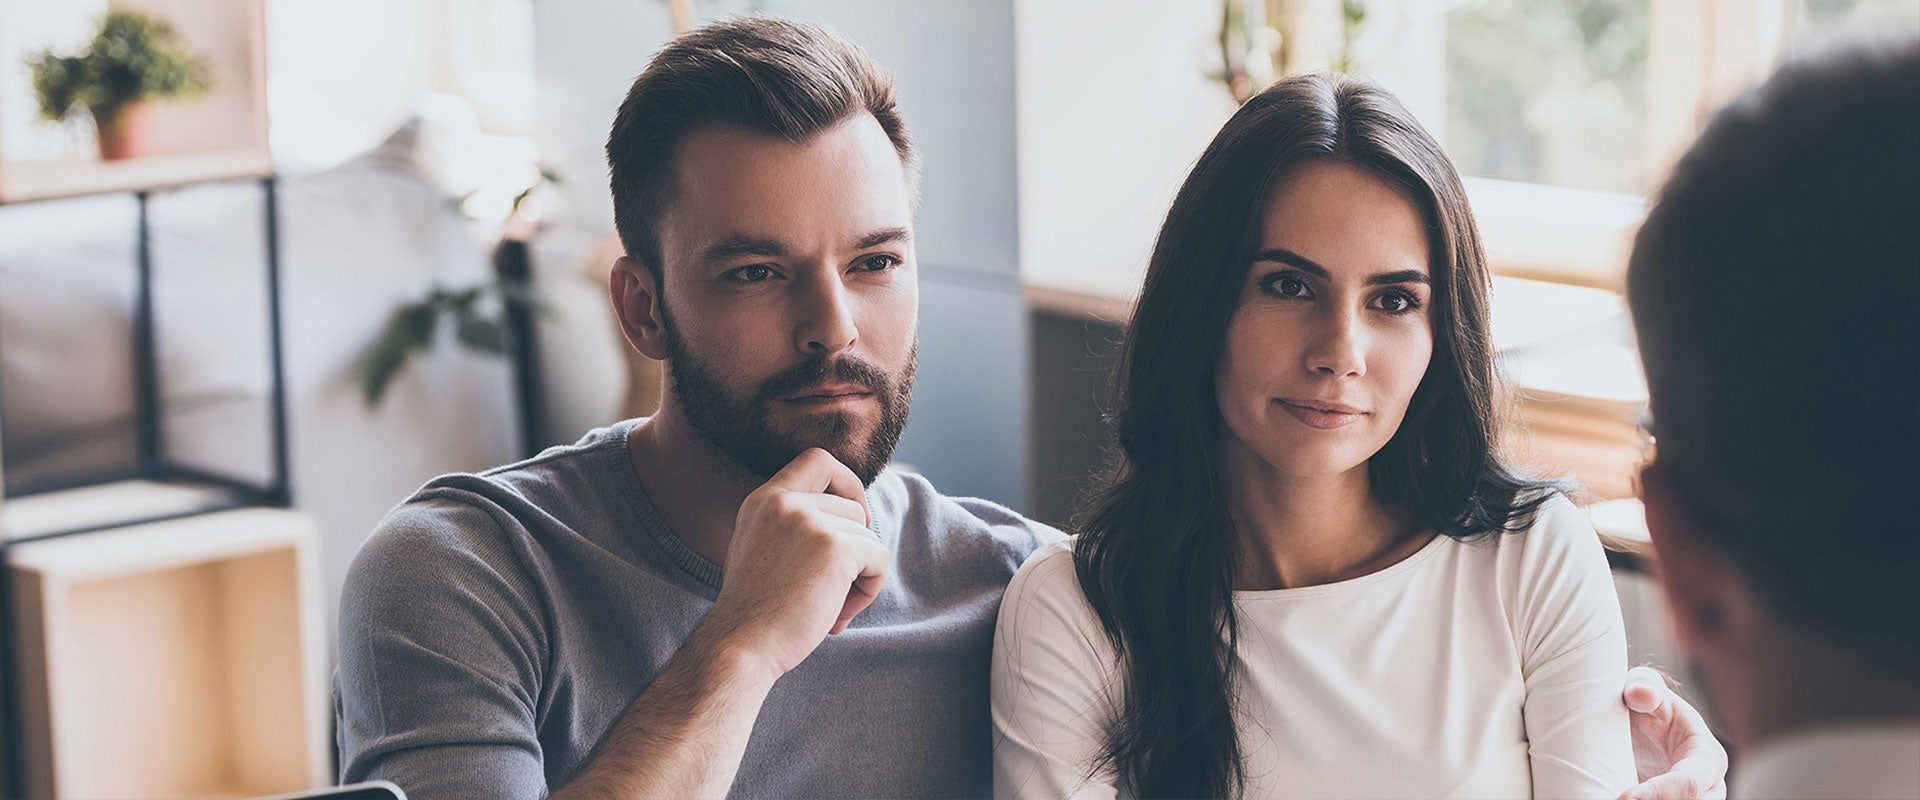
<box><xmin>1015</xmin><ymin>0</ymin><xmax>1237</xmax><ymax>298</ymax></box>
<box><xmin>267</xmin><ymin>0</ymin><xmax>535</xmax><ymax>173</ymax></box>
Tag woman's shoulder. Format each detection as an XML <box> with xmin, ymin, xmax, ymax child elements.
<box><xmin>1475</xmin><ymin>491</ymin><xmax>1626</xmax><ymax>657</ymax></box>
<box><xmin>999</xmin><ymin>538</ymin><xmax>1112</xmax><ymax>640</ymax></box>
<box><xmin>1448</xmin><ymin>491</ymin><xmax>1616</xmax><ymax>616</ymax></box>
<box><xmin>1004</xmin><ymin>537</ymin><xmax>1086</xmax><ymax>608</ymax></box>
<box><xmin>994</xmin><ymin>536</ymin><xmax>1123</xmax><ymax>691</ymax></box>
<box><xmin>1508</xmin><ymin>491</ymin><xmax>1609</xmax><ymax>567</ymax></box>
<box><xmin>1460</xmin><ymin>491</ymin><xmax>1606</xmax><ymax>568</ymax></box>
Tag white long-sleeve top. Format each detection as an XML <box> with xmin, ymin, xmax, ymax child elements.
<box><xmin>991</xmin><ymin>494</ymin><xmax>1636</xmax><ymax>799</ymax></box>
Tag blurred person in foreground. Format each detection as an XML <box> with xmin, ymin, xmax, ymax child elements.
<box><xmin>335</xmin><ymin>14</ymin><xmax>1730</xmax><ymax>799</ymax></box>
<box><xmin>1629</xmin><ymin>35</ymin><xmax>1920</xmax><ymax>800</ymax></box>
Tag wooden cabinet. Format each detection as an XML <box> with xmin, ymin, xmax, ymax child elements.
<box><xmin>1</xmin><ymin>507</ymin><xmax>329</xmax><ymax>799</ymax></box>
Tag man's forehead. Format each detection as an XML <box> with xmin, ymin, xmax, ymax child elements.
<box><xmin>659</xmin><ymin>116</ymin><xmax>916</xmax><ymax>260</ymax></box>
<box><xmin>672</xmin><ymin>116</ymin><xmax>909</xmax><ymax>197</ymax></box>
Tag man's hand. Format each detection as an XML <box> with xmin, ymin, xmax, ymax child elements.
<box><xmin>1619</xmin><ymin>666</ymin><xmax>1730</xmax><ymax>800</ymax></box>
<box><xmin>549</xmin><ymin>449</ymin><xmax>888</xmax><ymax>800</ymax></box>
<box><xmin>704</xmin><ymin>448</ymin><xmax>891</xmax><ymax>678</ymax></box>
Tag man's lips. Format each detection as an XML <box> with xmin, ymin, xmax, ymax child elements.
<box><xmin>781</xmin><ymin>384</ymin><xmax>875</xmax><ymax>403</ymax></box>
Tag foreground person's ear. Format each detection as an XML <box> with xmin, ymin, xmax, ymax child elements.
<box><xmin>1638</xmin><ymin>465</ymin><xmax>1739</xmax><ymax>662</ymax></box>
<box><xmin>611</xmin><ymin>255</ymin><xmax>670</xmax><ymax>361</ymax></box>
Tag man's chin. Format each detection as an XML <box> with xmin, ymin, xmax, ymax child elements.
<box><xmin>762</xmin><ymin>419</ymin><xmax>889</xmax><ymax>481</ymax></box>
<box><xmin>767</xmin><ymin>404</ymin><xmax>876</xmax><ymax>439</ymax></box>
<box><xmin>769</xmin><ymin>429</ymin><xmax>871</xmax><ymax>465</ymax></box>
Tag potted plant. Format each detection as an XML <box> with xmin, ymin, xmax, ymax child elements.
<box><xmin>26</xmin><ymin>10</ymin><xmax>212</xmax><ymax>161</ymax></box>
<box><xmin>355</xmin><ymin>168</ymin><xmax>560</xmax><ymax>409</ymax></box>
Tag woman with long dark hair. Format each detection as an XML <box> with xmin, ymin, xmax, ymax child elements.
<box><xmin>991</xmin><ymin>73</ymin><xmax>1637</xmax><ymax>798</ymax></box>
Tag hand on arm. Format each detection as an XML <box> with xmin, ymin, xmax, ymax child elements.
<box><xmin>1617</xmin><ymin>666</ymin><xmax>1729</xmax><ymax>800</ymax></box>
<box><xmin>550</xmin><ymin>449</ymin><xmax>890</xmax><ymax>799</ymax></box>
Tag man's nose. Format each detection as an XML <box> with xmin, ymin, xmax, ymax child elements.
<box><xmin>795</xmin><ymin>274</ymin><xmax>858</xmax><ymax>355</ymax></box>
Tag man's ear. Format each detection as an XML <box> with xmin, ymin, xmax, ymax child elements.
<box><xmin>610</xmin><ymin>255</ymin><xmax>670</xmax><ymax>361</ymax></box>
<box><xmin>1640</xmin><ymin>463</ymin><xmax>1738</xmax><ymax>659</ymax></box>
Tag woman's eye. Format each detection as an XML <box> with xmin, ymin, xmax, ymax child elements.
<box><xmin>1374</xmin><ymin>291</ymin><xmax>1420</xmax><ymax>314</ymax></box>
<box><xmin>858</xmin><ymin>254</ymin><xmax>900</xmax><ymax>272</ymax></box>
<box><xmin>1271</xmin><ymin>276</ymin><xmax>1309</xmax><ymax>298</ymax></box>
<box><xmin>732</xmin><ymin>264</ymin><xmax>774</xmax><ymax>282</ymax></box>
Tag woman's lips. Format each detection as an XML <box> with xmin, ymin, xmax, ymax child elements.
<box><xmin>1275</xmin><ymin>398</ymin><xmax>1365</xmax><ymax>429</ymax></box>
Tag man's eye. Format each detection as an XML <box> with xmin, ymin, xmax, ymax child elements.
<box><xmin>731</xmin><ymin>264</ymin><xmax>775</xmax><ymax>282</ymax></box>
<box><xmin>857</xmin><ymin>254</ymin><xmax>900</xmax><ymax>272</ymax></box>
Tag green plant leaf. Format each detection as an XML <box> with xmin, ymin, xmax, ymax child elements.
<box><xmin>356</xmin><ymin>303</ymin><xmax>438</xmax><ymax>407</ymax></box>
<box><xmin>454</xmin><ymin>311</ymin><xmax>508</xmax><ymax>356</ymax></box>
<box><xmin>447</xmin><ymin>285</ymin><xmax>486</xmax><ymax>312</ymax></box>
<box><xmin>26</xmin><ymin>53</ymin><xmax>87</xmax><ymax>121</ymax></box>
<box><xmin>28</xmin><ymin>10</ymin><xmax>213</xmax><ymax>122</ymax></box>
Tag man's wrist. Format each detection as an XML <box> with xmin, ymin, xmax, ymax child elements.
<box><xmin>685</xmin><ymin>619</ymin><xmax>784</xmax><ymax>692</ymax></box>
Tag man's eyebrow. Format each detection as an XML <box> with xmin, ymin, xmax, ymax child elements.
<box><xmin>854</xmin><ymin>226</ymin><xmax>911</xmax><ymax>250</ymax></box>
<box><xmin>699</xmin><ymin>235</ymin><xmax>787</xmax><ymax>265</ymax></box>
<box><xmin>1251</xmin><ymin>248</ymin><xmax>1430</xmax><ymax>285</ymax></box>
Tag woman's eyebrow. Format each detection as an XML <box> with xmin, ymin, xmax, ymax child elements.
<box><xmin>1251</xmin><ymin>247</ymin><xmax>1328</xmax><ymax>277</ymax></box>
<box><xmin>1367</xmin><ymin>269</ymin><xmax>1430</xmax><ymax>286</ymax></box>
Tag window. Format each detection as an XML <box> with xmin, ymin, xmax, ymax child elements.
<box><xmin>1445</xmin><ymin>0</ymin><xmax>1650</xmax><ymax>195</ymax></box>
<box><xmin>1343</xmin><ymin>0</ymin><xmax>1920</xmax><ymax>285</ymax></box>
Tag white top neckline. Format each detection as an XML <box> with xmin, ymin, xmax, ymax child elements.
<box><xmin>1233</xmin><ymin>529</ymin><xmax>1453</xmax><ymax>601</ymax></box>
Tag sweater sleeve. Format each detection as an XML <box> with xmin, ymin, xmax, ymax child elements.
<box><xmin>1515</xmin><ymin>496</ymin><xmax>1639</xmax><ymax>798</ymax></box>
<box><xmin>991</xmin><ymin>541</ymin><xmax>1122</xmax><ymax>800</ymax></box>
<box><xmin>334</xmin><ymin>495</ymin><xmax>551</xmax><ymax>800</ymax></box>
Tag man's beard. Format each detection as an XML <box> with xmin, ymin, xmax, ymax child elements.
<box><xmin>662</xmin><ymin>321</ymin><xmax>914</xmax><ymax>487</ymax></box>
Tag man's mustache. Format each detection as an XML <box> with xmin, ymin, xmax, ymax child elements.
<box><xmin>752</xmin><ymin>356</ymin><xmax>895</xmax><ymax>403</ymax></box>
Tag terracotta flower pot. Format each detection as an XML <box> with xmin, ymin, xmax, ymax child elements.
<box><xmin>92</xmin><ymin>101</ymin><xmax>155</xmax><ymax>161</ymax></box>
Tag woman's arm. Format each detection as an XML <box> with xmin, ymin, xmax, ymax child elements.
<box><xmin>991</xmin><ymin>541</ymin><xmax>1121</xmax><ymax>800</ymax></box>
<box><xmin>1516</xmin><ymin>498</ymin><xmax>1640</xmax><ymax>797</ymax></box>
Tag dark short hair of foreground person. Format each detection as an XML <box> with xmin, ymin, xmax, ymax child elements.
<box><xmin>1630</xmin><ymin>34</ymin><xmax>1920</xmax><ymax>800</ymax></box>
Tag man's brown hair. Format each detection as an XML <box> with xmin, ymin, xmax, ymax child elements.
<box><xmin>605</xmin><ymin>15</ymin><xmax>917</xmax><ymax>274</ymax></box>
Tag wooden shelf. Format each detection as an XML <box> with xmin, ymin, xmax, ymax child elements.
<box><xmin>0</xmin><ymin>0</ymin><xmax>271</xmax><ymax>205</ymax></box>
<box><xmin>2</xmin><ymin>507</ymin><xmax>329</xmax><ymax>798</ymax></box>
<box><xmin>0</xmin><ymin>149</ymin><xmax>271</xmax><ymax>204</ymax></box>
<box><xmin>2</xmin><ymin>479</ymin><xmax>249</xmax><ymax>543</ymax></box>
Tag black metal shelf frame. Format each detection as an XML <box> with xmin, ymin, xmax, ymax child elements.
<box><xmin>1</xmin><ymin>175</ymin><xmax>292</xmax><ymax>523</ymax></box>
<box><xmin>0</xmin><ymin>173</ymin><xmax>292</xmax><ymax>797</ymax></box>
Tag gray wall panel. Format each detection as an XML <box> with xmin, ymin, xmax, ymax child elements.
<box><xmin>772</xmin><ymin>0</ymin><xmax>1020</xmax><ymax>279</ymax></box>
<box><xmin>893</xmin><ymin>273</ymin><xmax>1027</xmax><ymax>510</ymax></box>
